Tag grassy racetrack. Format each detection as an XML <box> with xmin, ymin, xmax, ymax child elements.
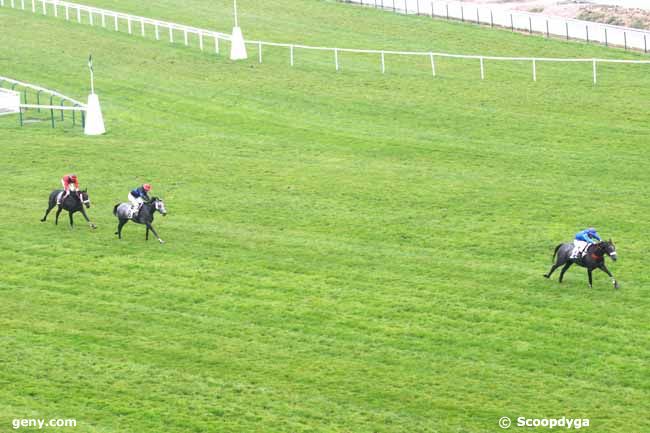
<box><xmin>1</xmin><ymin>1</ymin><xmax>649</xmax><ymax>432</ymax></box>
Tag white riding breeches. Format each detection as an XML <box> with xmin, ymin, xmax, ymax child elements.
<box><xmin>572</xmin><ymin>240</ymin><xmax>588</xmax><ymax>258</ymax></box>
<box><xmin>128</xmin><ymin>193</ymin><xmax>144</xmax><ymax>207</ymax></box>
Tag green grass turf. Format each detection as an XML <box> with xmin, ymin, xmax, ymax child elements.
<box><xmin>1</xmin><ymin>1</ymin><xmax>649</xmax><ymax>432</ymax></box>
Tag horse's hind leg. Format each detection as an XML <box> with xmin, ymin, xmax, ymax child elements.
<box><xmin>544</xmin><ymin>262</ymin><xmax>562</xmax><ymax>279</ymax></box>
<box><xmin>558</xmin><ymin>262</ymin><xmax>573</xmax><ymax>283</ymax></box>
<box><xmin>69</xmin><ymin>212</ymin><xmax>75</xmax><ymax>228</ymax></box>
<box><xmin>587</xmin><ymin>269</ymin><xmax>593</xmax><ymax>288</ymax></box>
<box><xmin>41</xmin><ymin>203</ymin><xmax>54</xmax><ymax>222</ymax></box>
<box><xmin>116</xmin><ymin>219</ymin><xmax>127</xmax><ymax>239</ymax></box>
<box><xmin>55</xmin><ymin>207</ymin><xmax>63</xmax><ymax>225</ymax></box>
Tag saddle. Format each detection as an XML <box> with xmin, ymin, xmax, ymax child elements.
<box><xmin>571</xmin><ymin>244</ymin><xmax>590</xmax><ymax>261</ymax></box>
<box><xmin>57</xmin><ymin>191</ymin><xmax>80</xmax><ymax>204</ymax></box>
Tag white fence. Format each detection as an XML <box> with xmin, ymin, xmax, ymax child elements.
<box><xmin>343</xmin><ymin>0</ymin><xmax>650</xmax><ymax>52</ymax></box>
<box><xmin>0</xmin><ymin>75</ymin><xmax>86</xmax><ymax>126</ymax></box>
<box><xmin>2</xmin><ymin>0</ymin><xmax>650</xmax><ymax>84</ymax></box>
<box><xmin>0</xmin><ymin>0</ymin><xmax>232</xmax><ymax>52</ymax></box>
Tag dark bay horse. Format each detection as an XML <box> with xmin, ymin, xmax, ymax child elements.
<box><xmin>544</xmin><ymin>240</ymin><xmax>619</xmax><ymax>289</ymax></box>
<box><xmin>113</xmin><ymin>197</ymin><xmax>167</xmax><ymax>243</ymax></box>
<box><xmin>41</xmin><ymin>189</ymin><xmax>96</xmax><ymax>229</ymax></box>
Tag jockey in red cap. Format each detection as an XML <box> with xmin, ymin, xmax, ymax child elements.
<box><xmin>58</xmin><ymin>174</ymin><xmax>80</xmax><ymax>205</ymax></box>
<box><xmin>128</xmin><ymin>183</ymin><xmax>152</xmax><ymax>218</ymax></box>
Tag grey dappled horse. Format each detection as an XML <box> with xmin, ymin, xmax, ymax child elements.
<box><xmin>113</xmin><ymin>197</ymin><xmax>167</xmax><ymax>243</ymax></box>
<box><xmin>544</xmin><ymin>240</ymin><xmax>619</xmax><ymax>289</ymax></box>
<box><xmin>41</xmin><ymin>189</ymin><xmax>96</xmax><ymax>229</ymax></box>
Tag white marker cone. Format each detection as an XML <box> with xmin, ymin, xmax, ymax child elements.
<box><xmin>84</xmin><ymin>93</ymin><xmax>105</xmax><ymax>135</ymax></box>
<box><xmin>230</xmin><ymin>26</ymin><xmax>248</xmax><ymax>60</ymax></box>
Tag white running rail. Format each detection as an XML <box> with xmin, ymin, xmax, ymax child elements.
<box><xmin>0</xmin><ymin>75</ymin><xmax>86</xmax><ymax>108</ymax></box>
<box><xmin>343</xmin><ymin>0</ymin><xmax>650</xmax><ymax>52</ymax></box>
<box><xmin>3</xmin><ymin>0</ymin><xmax>650</xmax><ymax>83</ymax></box>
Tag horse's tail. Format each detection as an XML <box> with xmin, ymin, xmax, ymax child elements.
<box><xmin>552</xmin><ymin>243</ymin><xmax>563</xmax><ymax>263</ymax></box>
<box><xmin>113</xmin><ymin>204</ymin><xmax>119</xmax><ymax>216</ymax></box>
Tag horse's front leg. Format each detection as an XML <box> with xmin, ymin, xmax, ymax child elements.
<box><xmin>587</xmin><ymin>268</ymin><xmax>593</xmax><ymax>288</ymax></box>
<box><xmin>599</xmin><ymin>263</ymin><xmax>619</xmax><ymax>289</ymax></box>
<box><xmin>79</xmin><ymin>207</ymin><xmax>96</xmax><ymax>229</ymax></box>
<box><xmin>146</xmin><ymin>223</ymin><xmax>164</xmax><ymax>244</ymax></box>
<box><xmin>55</xmin><ymin>207</ymin><xmax>63</xmax><ymax>225</ymax></box>
<box><xmin>69</xmin><ymin>211</ymin><xmax>75</xmax><ymax>228</ymax></box>
<box><xmin>146</xmin><ymin>226</ymin><xmax>150</xmax><ymax>241</ymax></box>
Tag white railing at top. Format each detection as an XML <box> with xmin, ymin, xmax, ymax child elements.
<box><xmin>344</xmin><ymin>0</ymin><xmax>650</xmax><ymax>52</ymax></box>
<box><xmin>0</xmin><ymin>75</ymin><xmax>87</xmax><ymax>108</ymax></box>
<box><xmin>0</xmin><ymin>0</ymin><xmax>232</xmax><ymax>50</ymax></box>
<box><xmin>2</xmin><ymin>0</ymin><xmax>650</xmax><ymax>84</ymax></box>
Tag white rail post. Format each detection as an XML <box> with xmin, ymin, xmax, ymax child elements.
<box><xmin>31</xmin><ymin>0</ymin><xmax>35</xmax><ymax>13</ymax></box>
<box><xmin>480</xmin><ymin>56</ymin><xmax>485</xmax><ymax>80</ymax></box>
<box><xmin>184</xmin><ymin>29</ymin><xmax>188</xmax><ymax>46</ymax></box>
<box><xmin>141</xmin><ymin>18</ymin><xmax>145</xmax><ymax>37</ymax></box>
<box><xmin>381</xmin><ymin>51</ymin><xmax>385</xmax><ymax>73</ymax></box>
<box><xmin>290</xmin><ymin>45</ymin><xmax>294</xmax><ymax>66</ymax></box>
<box><xmin>89</xmin><ymin>11</ymin><xmax>93</xmax><ymax>26</ymax></box>
<box><xmin>127</xmin><ymin>17</ymin><xmax>132</xmax><ymax>34</ymax></box>
<box><xmin>169</xmin><ymin>25</ymin><xmax>174</xmax><ymax>43</ymax></box>
<box><xmin>214</xmin><ymin>35</ymin><xmax>219</xmax><ymax>54</ymax></box>
<box><xmin>155</xmin><ymin>23</ymin><xmax>159</xmax><ymax>40</ymax></box>
<box><xmin>334</xmin><ymin>48</ymin><xmax>339</xmax><ymax>71</ymax></box>
<box><xmin>113</xmin><ymin>14</ymin><xmax>118</xmax><ymax>31</ymax></box>
<box><xmin>532</xmin><ymin>59</ymin><xmax>536</xmax><ymax>82</ymax></box>
<box><xmin>592</xmin><ymin>59</ymin><xmax>597</xmax><ymax>85</ymax></box>
<box><xmin>101</xmin><ymin>12</ymin><xmax>105</xmax><ymax>27</ymax></box>
<box><xmin>41</xmin><ymin>0</ymin><xmax>45</xmax><ymax>14</ymax></box>
<box><xmin>53</xmin><ymin>2</ymin><xmax>57</xmax><ymax>17</ymax></box>
<box><xmin>22</xmin><ymin>0</ymin><xmax>25</xmax><ymax>9</ymax></box>
<box><xmin>199</xmin><ymin>32</ymin><xmax>204</xmax><ymax>51</ymax></box>
<box><xmin>65</xmin><ymin>5</ymin><xmax>69</xmax><ymax>20</ymax></box>
<box><xmin>430</xmin><ymin>52</ymin><xmax>436</xmax><ymax>77</ymax></box>
<box><xmin>76</xmin><ymin>6</ymin><xmax>80</xmax><ymax>23</ymax></box>
<box><xmin>258</xmin><ymin>41</ymin><xmax>262</xmax><ymax>63</ymax></box>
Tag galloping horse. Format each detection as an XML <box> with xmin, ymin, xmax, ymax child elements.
<box><xmin>113</xmin><ymin>197</ymin><xmax>167</xmax><ymax>243</ymax></box>
<box><xmin>544</xmin><ymin>240</ymin><xmax>619</xmax><ymax>289</ymax></box>
<box><xmin>41</xmin><ymin>189</ymin><xmax>96</xmax><ymax>229</ymax></box>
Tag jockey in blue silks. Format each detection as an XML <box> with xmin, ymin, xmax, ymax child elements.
<box><xmin>127</xmin><ymin>183</ymin><xmax>152</xmax><ymax>218</ymax></box>
<box><xmin>572</xmin><ymin>227</ymin><xmax>602</xmax><ymax>259</ymax></box>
